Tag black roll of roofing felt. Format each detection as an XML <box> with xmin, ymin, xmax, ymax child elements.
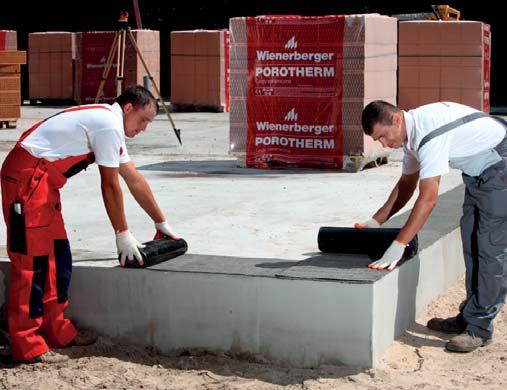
<box><xmin>123</xmin><ymin>237</ymin><xmax>188</xmax><ymax>268</ymax></box>
<box><xmin>318</xmin><ymin>227</ymin><xmax>418</xmax><ymax>264</ymax></box>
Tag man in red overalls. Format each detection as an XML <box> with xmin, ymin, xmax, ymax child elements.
<box><xmin>1</xmin><ymin>85</ymin><xmax>179</xmax><ymax>363</ymax></box>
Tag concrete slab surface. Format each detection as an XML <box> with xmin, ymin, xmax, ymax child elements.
<box><xmin>0</xmin><ymin>106</ymin><xmax>472</xmax><ymax>367</ymax></box>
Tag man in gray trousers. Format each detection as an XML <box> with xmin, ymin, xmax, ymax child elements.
<box><xmin>355</xmin><ymin>100</ymin><xmax>507</xmax><ymax>352</ymax></box>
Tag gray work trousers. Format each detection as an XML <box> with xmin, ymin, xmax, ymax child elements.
<box><xmin>459</xmin><ymin>137</ymin><xmax>507</xmax><ymax>339</ymax></box>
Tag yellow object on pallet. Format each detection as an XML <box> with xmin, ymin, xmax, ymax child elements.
<box><xmin>392</xmin><ymin>5</ymin><xmax>461</xmax><ymax>21</ymax></box>
<box><xmin>432</xmin><ymin>5</ymin><xmax>461</xmax><ymax>20</ymax></box>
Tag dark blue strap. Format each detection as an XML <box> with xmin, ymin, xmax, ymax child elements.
<box><xmin>417</xmin><ymin>112</ymin><xmax>489</xmax><ymax>152</ymax></box>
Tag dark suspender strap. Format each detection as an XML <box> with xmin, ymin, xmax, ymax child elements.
<box><xmin>417</xmin><ymin>112</ymin><xmax>489</xmax><ymax>152</ymax></box>
<box><xmin>491</xmin><ymin>115</ymin><xmax>507</xmax><ymax>129</ymax></box>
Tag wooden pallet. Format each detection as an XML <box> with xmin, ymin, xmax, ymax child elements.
<box><xmin>0</xmin><ymin>119</ymin><xmax>17</xmax><ymax>129</ymax></box>
<box><xmin>232</xmin><ymin>152</ymin><xmax>390</xmax><ymax>172</ymax></box>
<box><xmin>343</xmin><ymin>154</ymin><xmax>390</xmax><ymax>172</ymax></box>
<box><xmin>29</xmin><ymin>98</ymin><xmax>76</xmax><ymax>106</ymax></box>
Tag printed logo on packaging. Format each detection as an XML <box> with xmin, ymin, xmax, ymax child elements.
<box><xmin>245</xmin><ymin>15</ymin><xmax>345</xmax><ymax>169</ymax></box>
<box><xmin>80</xmin><ymin>32</ymin><xmax>117</xmax><ymax>104</ymax></box>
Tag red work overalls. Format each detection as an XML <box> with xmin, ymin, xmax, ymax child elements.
<box><xmin>0</xmin><ymin>105</ymin><xmax>109</xmax><ymax>361</ymax></box>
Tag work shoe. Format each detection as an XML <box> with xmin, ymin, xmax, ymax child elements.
<box><xmin>26</xmin><ymin>350</ymin><xmax>69</xmax><ymax>364</ymax></box>
<box><xmin>427</xmin><ymin>316</ymin><xmax>466</xmax><ymax>334</ymax></box>
<box><xmin>445</xmin><ymin>332</ymin><xmax>492</xmax><ymax>353</ymax></box>
<box><xmin>71</xmin><ymin>329</ymin><xmax>98</xmax><ymax>346</ymax></box>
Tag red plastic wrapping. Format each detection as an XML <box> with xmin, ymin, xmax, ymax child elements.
<box><xmin>75</xmin><ymin>30</ymin><xmax>160</xmax><ymax>104</ymax></box>
<box><xmin>245</xmin><ymin>16</ymin><xmax>345</xmax><ymax>169</ymax></box>
<box><xmin>76</xmin><ymin>32</ymin><xmax>117</xmax><ymax>104</ymax></box>
<box><xmin>224</xmin><ymin>29</ymin><xmax>230</xmax><ymax>112</ymax></box>
<box><xmin>483</xmin><ymin>24</ymin><xmax>491</xmax><ymax>113</ymax></box>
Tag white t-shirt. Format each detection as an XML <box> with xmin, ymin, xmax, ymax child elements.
<box><xmin>402</xmin><ymin>102</ymin><xmax>505</xmax><ymax>179</ymax></box>
<box><xmin>21</xmin><ymin>103</ymin><xmax>130</xmax><ymax>168</ymax></box>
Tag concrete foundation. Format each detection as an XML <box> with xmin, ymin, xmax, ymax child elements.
<box><xmin>0</xmin><ymin>185</ymin><xmax>465</xmax><ymax>367</ymax></box>
<box><xmin>0</xmin><ymin>107</ymin><xmax>468</xmax><ymax>367</ymax></box>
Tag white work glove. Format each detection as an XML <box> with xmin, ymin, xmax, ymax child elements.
<box><xmin>368</xmin><ymin>240</ymin><xmax>406</xmax><ymax>271</ymax></box>
<box><xmin>116</xmin><ymin>230</ymin><xmax>145</xmax><ymax>267</ymax></box>
<box><xmin>354</xmin><ymin>218</ymin><xmax>381</xmax><ymax>229</ymax></box>
<box><xmin>155</xmin><ymin>221</ymin><xmax>181</xmax><ymax>240</ymax></box>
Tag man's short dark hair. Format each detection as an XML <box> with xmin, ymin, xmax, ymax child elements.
<box><xmin>115</xmin><ymin>85</ymin><xmax>158</xmax><ymax>113</ymax></box>
<box><xmin>361</xmin><ymin>100</ymin><xmax>401</xmax><ymax>135</ymax></box>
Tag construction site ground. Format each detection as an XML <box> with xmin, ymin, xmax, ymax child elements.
<box><xmin>0</xmin><ymin>106</ymin><xmax>505</xmax><ymax>389</ymax></box>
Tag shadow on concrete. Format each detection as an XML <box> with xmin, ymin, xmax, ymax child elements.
<box><xmin>254</xmin><ymin>261</ymin><xmax>298</xmax><ymax>269</ymax></box>
<box><xmin>256</xmin><ymin>254</ymin><xmax>373</xmax><ymax>271</ymax></box>
<box><xmin>137</xmin><ymin>159</ymin><xmax>345</xmax><ymax>177</ymax></box>
<box><xmin>256</xmin><ymin>253</ymin><xmax>385</xmax><ymax>283</ymax></box>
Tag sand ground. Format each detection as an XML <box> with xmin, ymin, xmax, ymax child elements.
<box><xmin>0</xmin><ymin>276</ymin><xmax>505</xmax><ymax>390</ymax></box>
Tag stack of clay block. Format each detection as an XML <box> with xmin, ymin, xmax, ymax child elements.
<box><xmin>170</xmin><ymin>30</ymin><xmax>229</xmax><ymax>111</ymax></box>
<box><xmin>74</xmin><ymin>29</ymin><xmax>160</xmax><ymax>104</ymax></box>
<box><xmin>398</xmin><ymin>21</ymin><xmax>490</xmax><ymax>112</ymax></box>
<box><xmin>28</xmin><ymin>32</ymin><xmax>75</xmax><ymax>101</ymax></box>
<box><xmin>0</xmin><ymin>50</ymin><xmax>25</xmax><ymax>122</ymax></box>
<box><xmin>229</xmin><ymin>14</ymin><xmax>396</xmax><ymax>170</ymax></box>
<box><xmin>0</xmin><ymin>30</ymin><xmax>17</xmax><ymax>50</ymax></box>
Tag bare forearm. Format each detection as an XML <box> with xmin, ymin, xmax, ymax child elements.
<box><xmin>374</xmin><ymin>179</ymin><xmax>417</xmax><ymax>224</ymax></box>
<box><xmin>126</xmin><ymin>175</ymin><xmax>165</xmax><ymax>223</ymax></box>
<box><xmin>101</xmin><ymin>183</ymin><xmax>128</xmax><ymax>232</ymax></box>
<box><xmin>396</xmin><ymin>196</ymin><xmax>436</xmax><ymax>244</ymax></box>
<box><xmin>396</xmin><ymin>176</ymin><xmax>440</xmax><ymax>245</ymax></box>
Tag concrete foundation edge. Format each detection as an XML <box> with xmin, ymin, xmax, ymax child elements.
<box><xmin>0</xmin><ymin>227</ymin><xmax>464</xmax><ymax>368</ymax></box>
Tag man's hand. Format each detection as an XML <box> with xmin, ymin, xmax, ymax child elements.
<box><xmin>116</xmin><ymin>230</ymin><xmax>145</xmax><ymax>267</ymax></box>
<box><xmin>368</xmin><ymin>240</ymin><xmax>406</xmax><ymax>271</ymax></box>
<box><xmin>155</xmin><ymin>221</ymin><xmax>181</xmax><ymax>240</ymax></box>
<box><xmin>354</xmin><ymin>218</ymin><xmax>381</xmax><ymax>229</ymax></box>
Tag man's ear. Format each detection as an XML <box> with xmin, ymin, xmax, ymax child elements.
<box><xmin>122</xmin><ymin>103</ymin><xmax>133</xmax><ymax>114</ymax></box>
<box><xmin>391</xmin><ymin>112</ymin><xmax>402</xmax><ymax>127</ymax></box>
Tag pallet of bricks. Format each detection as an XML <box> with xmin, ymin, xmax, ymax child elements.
<box><xmin>0</xmin><ymin>30</ymin><xmax>25</xmax><ymax>129</ymax></box>
<box><xmin>229</xmin><ymin>14</ymin><xmax>397</xmax><ymax>171</ymax></box>
<box><xmin>398</xmin><ymin>20</ymin><xmax>490</xmax><ymax>112</ymax></box>
<box><xmin>170</xmin><ymin>29</ymin><xmax>229</xmax><ymax>112</ymax></box>
<box><xmin>28</xmin><ymin>32</ymin><xmax>75</xmax><ymax>104</ymax></box>
<box><xmin>74</xmin><ymin>30</ymin><xmax>160</xmax><ymax>104</ymax></box>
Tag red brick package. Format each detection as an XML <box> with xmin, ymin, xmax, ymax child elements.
<box><xmin>0</xmin><ymin>50</ymin><xmax>25</xmax><ymax>120</ymax></box>
<box><xmin>230</xmin><ymin>14</ymin><xmax>397</xmax><ymax>170</ymax></box>
<box><xmin>170</xmin><ymin>29</ymin><xmax>229</xmax><ymax>111</ymax></box>
<box><xmin>398</xmin><ymin>21</ymin><xmax>490</xmax><ymax>112</ymax></box>
<box><xmin>0</xmin><ymin>30</ymin><xmax>17</xmax><ymax>51</ymax></box>
<box><xmin>28</xmin><ymin>32</ymin><xmax>75</xmax><ymax>100</ymax></box>
<box><xmin>74</xmin><ymin>30</ymin><xmax>160</xmax><ymax>104</ymax></box>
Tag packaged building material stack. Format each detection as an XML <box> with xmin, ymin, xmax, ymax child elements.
<box><xmin>398</xmin><ymin>21</ymin><xmax>490</xmax><ymax>112</ymax></box>
<box><xmin>74</xmin><ymin>29</ymin><xmax>160</xmax><ymax>104</ymax></box>
<box><xmin>28</xmin><ymin>32</ymin><xmax>75</xmax><ymax>102</ymax></box>
<box><xmin>0</xmin><ymin>48</ymin><xmax>25</xmax><ymax>127</ymax></box>
<box><xmin>229</xmin><ymin>14</ymin><xmax>396</xmax><ymax>171</ymax></box>
<box><xmin>125</xmin><ymin>30</ymin><xmax>160</xmax><ymax>96</ymax></box>
<box><xmin>170</xmin><ymin>30</ymin><xmax>229</xmax><ymax>112</ymax></box>
<box><xmin>0</xmin><ymin>30</ymin><xmax>17</xmax><ymax>51</ymax></box>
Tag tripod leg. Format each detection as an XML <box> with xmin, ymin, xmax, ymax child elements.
<box><xmin>95</xmin><ymin>32</ymin><xmax>120</xmax><ymax>104</ymax></box>
<box><xmin>117</xmin><ymin>29</ymin><xmax>127</xmax><ymax>96</ymax></box>
<box><xmin>126</xmin><ymin>29</ymin><xmax>182</xmax><ymax>145</ymax></box>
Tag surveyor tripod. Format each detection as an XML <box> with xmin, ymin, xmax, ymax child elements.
<box><xmin>95</xmin><ymin>12</ymin><xmax>182</xmax><ymax>145</ymax></box>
